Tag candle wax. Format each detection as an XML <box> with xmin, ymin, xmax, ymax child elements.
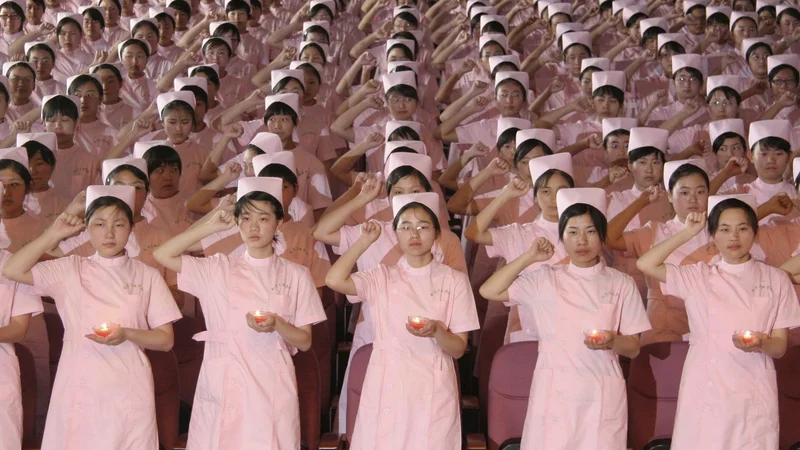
<box><xmin>253</xmin><ymin>311</ymin><xmax>266</xmax><ymax>324</ymax></box>
<box><xmin>95</xmin><ymin>323</ymin><xmax>112</xmax><ymax>338</ymax></box>
<box><xmin>409</xmin><ymin>317</ymin><xmax>425</xmax><ymax>329</ymax></box>
<box><xmin>590</xmin><ymin>330</ymin><xmax>603</xmax><ymax>342</ymax></box>
<box><xmin>742</xmin><ymin>331</ymin><xmax>754</xmax><ymax>343</ymax></box>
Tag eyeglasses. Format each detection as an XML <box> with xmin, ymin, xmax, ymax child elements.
<box><xmin>709</xmin><ymin>100</ymin><xmax>734</xmax><ymax>107</ymax></box>
<box><xmin>676</xmin><ymin>76</ymin><xmax>700</xmax><ymax>85</ymax></box>
<box><xmin>388</xmin><ymin>96</ymin><xmax>415</xmax><ymax>105</ymax></box>
<box><xmin>772</xmin><ymin>79</ymin><xmax>798</xmax><ymax>87</ymax></box>
<box><xmin>9</xmin><ymin>76</ymin><xmax>33</xmax><ymax>85</ymax></box>
<box><xmin>497</xmin><ymin>92</ymin><xmax>523</xmax><ymax>100</ymax></box>
<box><xmin>396</xmin><ymin>224</ymin><xmax>433</xmax><ymax>234</ymax></box>
<box><xmin>59</xmin><ymin>31</ymin><xmax>80</xmax><ymax>38</ymax></box>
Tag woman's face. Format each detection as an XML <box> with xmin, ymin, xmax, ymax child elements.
<box><xmin>227</xmin><ymin>8</ymin><xmax>248</xmax><ymax>30</ymax></box>
<box><xmin>0</xmin><ymin>167</ymin><xmax>27</xmax><ymax>216</ymax></box>
<box><xmin>133</xmin><ymin>25</ymin><xmax>158</xmax><ymax>53</ymax></box>
<box><xmin>0</xmin><ymin>6</ymin><xmax>23</xmax><ymax>34</ymax></box>
<box><xmin>779</xmin><ymin>12</ymin><xmax>800</xmax><ymax>38</ymax></box>
<box><xmin>713</xmin><ymin>208</ymin><xmax>755</xmax><ymax>262</ymax></box>
<box><xmin>394</xmin><ymin>206</ymin><xmax>437</xmax><ymax>257</ymax></box>
<box><xmin>498</xmin><ymin>140</ymin><xmax>515</xmax><ymax>163</ymax></box>
<box><xmin>243</xmin><ymin>148</ymin><xmax>257</xmax><ymax>176</ymax></box>
<box><xmin>674</xmin><ymin>68</ymin><xmax>701</xmax><ymax>100</ymax></box>
<box><xmin>593</xmin><ymin>93</ymin><xmax>622</xmax><ymax>119</ymax></box>
<box><xmin>87</xmin><ymin>205</ymin><xmax>131</xmax><ymax>257</ymax></box>
<box><xmin>758</xmin><ymin>10</ymin><xmax>775</xmax><ymax>34</ymax></box>
<box><xmin>82</xmin><ymin>13</ymin><xmax>103</xmax><ymax>40</ymax></box>
<box><xmin>733</xmin><ymin>0</ymin><xmax>754</xmax><ymax>12</ymax></box>
<box><xmin>536</xmin><ymin>172</ymin><xmax>571</xmax><ymax>221</ymax></box>
<box><xmin>58</xmin><ymin>22</ymin><xmax>82</xmax><ymax>50</ymax></box>
<box><xmin>564</xmin><ymin>45</ymin><xmax>589</xmax><ymax>77</ymax></box>
<box><xmin>715</xmin><ymin>136</ymin><xmax>745</xmax><ymax>170</ymax></box>
<box><xmin>157</xmin><ymin>17</ymin><xmax>174</xmax><ymax>44</ymax></box>
<box><xmin>204</xmin><ymin>43</ymin><xmax>230</xmax><ymax>69</ymax></box>
<box><xmin>495</xmin><ymin>82</ymin><xmax>524</xmax><ymax>117</ymax></box>
<box><xmin>386</xmin><ymin>92</ymin><xmax>418</xmax><ymax>120</ymax></box>
<box><xmin>25</xmin><ymin>1</ymin><xmax>43</xmax><ymax>24</ymax></box>
<box><xmin>108</xmin><ymin>169</ymin><xmax>147</xmax><ymax>216</ymax></box>
<box><xmin>311</xmin><ymin>8</ymin><xmax>332</xmax><ymax>21</ymax></box>
<box><xmin>605</xmin><ymin>134</ymin><xmax>629</xmax><ymax>163</ymax></box>
<box><xmin>305</xmin><ymin>30</ymin><xmax>327</xmax><ymax>44</ymax></box>
<box><xmin>392</xmin><ymin>16</ymin><xmax>416</xmax><ymax>32</ymax></box>
<box><xmin>44</xmin><ymin>113</ymin><xmax>76</xmax><ymax>138</ymax></box>
<box><xmin>749</xmin><ymin>143</ymin><xmax>789</xmax><ymax>183</ymax></box>
<box><xmin>300</xmin><ymin>46</ymin><xmax>325</xmax><ymax>65</ymax></box>
<box><xmin>747</xmin><ymin>46</ymin><xmax>769</xmax><ymax>76</ymax></box>
<box><xmin>174</xmin><ymin>10</ymin><xmax>189</xmax><ymax>30</ymax></box>
<box><xmin>95</xmin><ymin>68</ymin><xmax>121</xmax><ymax>103</ymax></box>
<box><xmin>480</xmin><ymin>43</ymin><xmax>504</xmax><ymax>69</ymax></box>
<box><xmin>770</xmin><ymin>67</ymin><xmax>798</xmax><ymax>97</ymax></box>
<box><xmin>515</xmin><ymin>146</ymin><xmax>548</xmax><ymax>180</ymax></box>
<box><xmin>28</xmin><ymin>152</ymin><xmax>53</xmax><ymax>192</ymax></box>
<box><xmin>668</xmin><ymin>173</ymin><xmax>708</xmax><ymax>218</ymax></box>
<box><xmin>193</xmin><ymin>99</ymin><xmax>207</xmax><ymax>123</ymax></box>
<box><xmin>163</xmin><ymin>109</ymin><xmax>193</xmax><ymax>143</ymax></box>
<box><xmin>148</xmin><ymin>163</ymin><xmax>180</xmax><ymax>198</ymax></box>
<box><xmin>388</xmin><ymin>174</ymin><xmax>426</xmax><ymax>199</ymax></box>
<box><xmin>0</xmin><ymin>93</ymin><xmax>8</xmax><ymax>119</ymax></box>
<box><xmin>627</xmin><ymin>18</ymin><xmax>642</xmax><ymax>40</ymax></box>
<box><xmin>121</xmin><ymin>45</ymin><xmax>147</xmax><ymax>77</ymax></box>
<box><xmin>120</xmin><ymin>0</ymin><xmax>133</xmax><ymax>15</ymax></box>
<box><xmin>686</xmin><ymin>9</ymin><xmax>706</xmax><ymax>34</ymax></box>
<box><xmin>266</xmin><ymin>113</ymin><xmax>295</xmax><ymax>141</ymax></box>
<box><xmin>731</xmin><ymin>18</ymin><xmax>757</xmax><ymax>47</ymax></box>
<box><xmin>277</xmin><ymin>78</ymin><xmax>303</xmax><ymax>97</ymax></box>
<box><xmin>707</xmin><ymin>90</ymin><xmax>739</xmax><ymax>120</ymax></box>
<box><xmin>301</xmin><ymin>71</ymin><xmax>320</xmax><ymax>100</ymax></box>
<box><xmin>27</xmin><ymin>49</ymin><xmax>53</xmax><ymax>80</ymax></box>
<box><xmin>280</xmin><ymin>180</ymin><xmax>296</xmax><ymax>211</ymax></box>
<box><xmin>8</xmin><ymin>66</ymin><xmax>34</xmax><ymax>103</ymax></box>
<box><xmin>628</xmin><ymin>152</ymin><xmax>663</xmax><ymax>189</ymax></box>
<box><xmin>101</xmin><ymin>0</ymin><xmax>119</xmax><ymax>26</ymax></box>
<box><xmin>386</xmin><ymin>47</ymin><xmax>410</xmax><ymax>62</ymax></box>
<box><xmin>237</xmin><ymin>200</ymin><xmax>280</xmax><ymax>249</ymax></box>
<box><xmin>561</xmin><ymin>212</ymin><xmax>602</xmax><ymax>267</ymax></box>
<box><xmin>658</xmin><ymin>48</ymin><xmax>678</xmax><ymax>74</ymax></box>
<box><xmin>73</xmin><ymin>81</ymin><xmax>101</xmax><ymax>120</ymax></box>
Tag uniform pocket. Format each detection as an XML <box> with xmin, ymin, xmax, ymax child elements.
<box><xmin>0</xmin><ymin>353</ymin><xmax>21</xmax><ymax>406</ymax></box>
<box><xmin>197</xmin><ymin>356</ymin><xmax>229</xmax><ymax>403</ymax></box>
<box><xmin>597</xmin><ymin>304</ymin><xmax>617</xmax><ymax>332</ymax></box>
<box><xmin>601</xmin><ymin>375</ymin><xmax>627</xmax><ymax>422</ymax></box>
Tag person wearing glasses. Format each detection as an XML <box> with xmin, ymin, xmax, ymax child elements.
<box><xmin>756</xmin><ymin>54</ymin><xmax>800</xmax><ymax>122</ymax></box>
<box><xmin>0</xmin><ymin>0</ymin><xmax>25</xmax><ymax>55</ymax></box>
<box><xmin>645</xmin><ymin>54</ymin><xmax>709</xmax><ymax>128</ymax></box>
<box><xmin>3</xmin><ymin>61</ymin><xmax>37</xmax><ymax>122</ymax></box>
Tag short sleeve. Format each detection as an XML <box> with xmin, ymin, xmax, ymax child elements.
<box><xmin>623</xmin><ymin>225</ymin><xmax>656</xmax><ymax>259</ymax></box>
<box><xmin>455</xmin><ymin>121</ymin><xmax>486</xmax><ymax>144</ymax></box>
<box><xmin>664</xmin><ymin>263</ymin><xmax>705</xmax><ymax>299</ymax></box>
<box><xmin>308</xmin><ymin>241</ymin><xmax>332</xmax><ymax>288</ymax></box>
<box><xmin>773</xmin><ymin>271</ymin><xmax>800</xmax><ymax>330</ymax></box>
<box><xmin>177</xmin><ymin>254</ymin><xmax>226</xmax><ymax>298</ymax></box>
<box><xmin>486</xmin><ymin>223</ymin><xmax>523</xmax><ymax>260</ymax></box>
<box><xmin>145</xmin><ymin>268</ymin><xmax>183</xmax><ymax>329</ymax></box>
<box><xmin>350</xmin><ymin>266</ymin><xmax>388</xmax><ymax>305</ymax></box>
<box><xmin>447</xmin><ymin>272</ymin><xmax>480</xmax><ymax>333</ymax></box>
<box><xmin>616</xmin><ymin>275</ymin><xmax>651</xmax><ymax>335</ymax></box>
<box><xmin>31</xmin><ymin>256</ymin><xmax>78</xmax><ymax>298</ymax></box>
<box><xmin>332</xmin><ymin>225</ymin><xmax>363</xmax><ymax>255</ymax></box>
<box><xmin>10</xmin><ymin>287</ymin><xmax>43</xmax><ymax>318</ymax></box>
<box><xmin>291</xmin><ymin>266</ymin><xmax>327</xmax><ymax>327</ymax></box>
<box><xmin>507</xmin><ymin>267</ymin><xmax>547</xmax><ymax>309</ymax></box>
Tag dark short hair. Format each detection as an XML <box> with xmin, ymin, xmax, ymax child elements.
<box><xmin>303</xmin><ymin>25</ymin><xmax>329</xmax><ymax>43</ymax></box>
<box><xmin>131</xmin><ymin>18</ymin><xmax>158</xmax><ymax>36</ymax></box>
<box><xmin>42</xmin><ymin>96</ymin><xmax>79</xmax><ymax>121</ymax></box>
<box><xmin>628</xmin><ymin>146</ymin><xmax>665</xmax><ymax>163</ymax></box>
<box><xmin>91</xmin><ymin>63</ymin><xmax>123</xmax><ymax>82</ymax></box>
<box><xmin>5</xmin><ymin>61</ymin><xmax>35</xmax><ymax>82</ymax></box>
<box><xmin>168</xmin><ymin>0</ymin><xmax>190</xmax><ymax>15</ymax></box>
<box><xmin>234</xmin><ymin>191</ymin><xmax>284</xmax><ymax>221</ymax></box>
<box><xmin>777</xmin><ymin>5</ymin><xmax>800</xmax><ymax>23</ymax></box>
<box><xmin>494</xmin><ymin>78</ymin><xmax>527</xmax><ymax>102</ymax></box>
<box><xmin>673</xmin><ymin>66</ymin><xmax>704</xmax><ymax>84</ymax></box>
<box><xmin>667</xmin><ymin>163</ymin><xmax>709</xmax><ymax>192</ymax></box>
<box><xmin>394</xmin><ymin>11</ymin><xmax>419</xmax><ymax>27</ymax></box>
<box><xmin>707</xmin><ymin>198</ymin><xmax>758</xmax><ymax>235</ymax></box>
<box><xmin>263</xmin><ymin>102</ymin><xmax>299</xmax><ymax>126</ymax></box>
<box><xmin>705</xmin><ymin>86</ymin><xmax>741</xmax><ymax>105</ymax></box>
<box><xmin>67</xmin><ymin>74</ymin><xmax>104</xmax><ymax>98</ymax></box>
<box><xmin>386</xmin><ymin>165</ymin><xmax>432</xmax><ymax>193</ymax></box>
<box><xmin>189</xmin><ymin>66</ymin><xmax>220</xmax><ymax>88</ymax></box>
<box><xmin>388</xmin><ymin>126</ymin><xmax>420</xmax><ymax>141</ymax></box>
<box><xmin>180</xmin><ymin>86</ymin><xmax>208</xmax><ymax>106</ymax></box>
<box><xmin>257</xmin><ymin>163</ymin><xmax>298</xmax><ymax>188</ymax></box>
<box><xmin>225</xmin><ymin>0</ymin><xmax>251</xmax><ymax>16</ymax></box>
<box><xmin>153</xmin><ymin>10</ymin><xmax>176</xmax><ymax>27</ymax></box>
<box><xmin>640</xmin><ymin>26</ymin><xmax>665</xmax><ymax>47</ymax></box>
<box><xmin>272</xmin><ymin>76</ymin><xmax>305</xmax><ymax>94</ymax></box>
<box><xmin>558</xmin><ymin>203</ymin><xmax>608</xmax><ymax>242</ymax></box>
<box><xmin>659</xmin><ymin>41</ymin><xmax>685</xmax><ymax>56</ymax></box>
<box><xmin>533</xmin><ymin>169</ymin><xmax>575</xmax><ymax>197</ymax></box>
<box><xmin>768</xmin><ymin>65</ymin><xmax>799</xmax><ymax>84</ymax></box>
<box><xmin>497</xmin><ymin>127</ymin><xmax>520</xmax><ymax>149</ymax></box>
<box><xmin>592</xmin><ymin>85</ymin><xmax>624</xmax><ymax>103</ymax></box>
<box><xmin>745</xmin><ymin>41</ymin><xmax>772</xmax><ymax>62</ymax></box>
<box><xmin>86</xmin><ymin>195</ymin><xmax>134</xmax><ymax>225</ymax></box>
<box><xmin>309</xmin><ymin>3</ymin><xmax>333</xmax><ymax>19</ymax></box>
<box><xmin>751</xmin><ymin>136</ymin><xmax>791</xmax><ymax>153</ymax></box>
<box><xmin>160</xmin><ymin>100</ymin><xmax>196</xmax><ymax>127</ymax></box>
<box><xmin>603</xmin><ymin>129</ymin><xmax>630</xmax><ymax>148</ymax></box>
<box><xmin>711</xmin><ymin>132</ymin><xmax>746</xmax><ymax>154</ymax></box>
<box><xmin>203</xmin><ymin>35</ymin><xmax>233</xmax><ymax>56</ymax></box>
<box><xmin>120</xmin><ymin>38</ymin><xmax>150</xmax><ymax>58</ymax></box>
<box><xmin>514</xmin><ymin>139</ymin><xmax>553</xmax><ymax>165</ymax></box>
<box><xmin>707</xmin><ymin>11</ymin><xmax>730</xmax><ymax>26</ymax></box>
<box><xmin>386</xmin><ymin>42</ymin><xmax>414</xmax><ymax>60</ymax></box>
<box><xmin>22</xmin><ymin>141</ymin><xmax>56</xmax><ymax>168</ymax></box>
<box><xmin>391</xmin><ymin>202</ymin><xmax>441</xmax><ymax>237</ymax></box>
<box><xmin>82</xmin><ymin>7</ymin><xmax>105</xmax><ymax>28</ymax></box>
<box><xmin>105</xmin><ymin>164</ymin><xmax>150</xmax><ymax>192</ymax></box>
<box><xmin>385</xmin><ymin>84</ymin><xmax>418</xmax><ymax>102</ymax></box>
<box><xmin>142</xmin><ymin>145</ymin><xmax>182</xmax><ymax>175</ymax></box>
<box><xmin>626</xmin><ymin>12</ymin><xmax>647</xmax><ymax>28</ymax></box>
<box><xmin>26</xmin><ymin>42</ymin><xmax>57</xmax><ymax>62</ymax></box>
<box><xmin>0</xmin><ymin>159</ymin><xmax>32</xmax><ymax>187</ymax></box>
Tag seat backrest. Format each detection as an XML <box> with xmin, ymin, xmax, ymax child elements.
<box><xmin>345</xmin><ymin>343</ymin><xmax>373</xmax><ymax>442</ymax></box>
<box><xmin>776</xmin><ymin>345</ymin><xmax>800</xmax><ymax>450</ymax></box>
<box><xmin>627</xmin><ymin>341</ymin><xmax>689</xmax><ymax>449</ymax></box>
<box><xmin>15</xmin><ymin>343</ymin><xmax>37</xmax><ymax>447</ymax></box>
<box><xmin>146</xmin><ymin>349</ymin><xmax>180</xmax><ymax>450</ymax></box>
<box><xmin>294</xmin><ymin>348</ymin><xmax>322</xmax><ymax>450</ymax></box>
<box><xmin>478</xmin><ymin>313</ymin><xmax>509</xmax><ymax>426</ymax></box>
<box><xmin>487</xmin><ymin>342</ymin><xmax>538</xmax><ymax>449</ymax></box>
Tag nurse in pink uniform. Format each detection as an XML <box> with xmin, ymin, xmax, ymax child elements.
<box><xmin>646</xmin><ymin>54</ymin><xmax>710</xmax><ymax>128</ymax></box>
<box><xmin>637</xmin><ymin>194</ymin><xmax>800</xmax><ymax>448</ymax></box>
<box><xmin>2</xmin><ymin>185</ymin><xmax>181</xmax><ymax>450</ymax></box>
<box><xmin>67</xmin><ymin>74</ymin><xmax>119</xmax><ymax>158</ymax></box>
<box><xmin>0</xmin><ymin>240</ymin><xmax>42</xmax><ymax>450</ymax></box>
<box><xmin>706</xmin><ymin>118</ymin><xmax>756</xmax><ymax>193</ymax></box>
<box><xmin>118</xmin><ymin>39</ymin><xmax>158</xmax><ymax>114</ymax></box>
<box><xmin>465</xmin><ymin>153</ymin><xmax>575</xmax><ymax>344</ymax></box>
<box><xmin>480</xmin><ymin>187</ymin><xmax>650</xmax><ymax>450</ymax></box>
<box><xmin>16</xmin><ymin>132</ymin><xmax>70</xmax><ymax>226</ymax></box>
<box><xmin>326</xmin><ymin>192</ymin><xmax>479</xmax><ymax>450</ymax></box>
<box><xmin>154</xmin><ymin>177</ymin><xmax>326</xmax><ymax>450</ymax></box>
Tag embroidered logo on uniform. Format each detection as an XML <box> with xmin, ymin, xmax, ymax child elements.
<box><xmin>431</xmin><ymin>288</ymin><xmax>450</xmax><ymax>298</ymax></box>
<box><xmin>270</xmin><ymin>282</ymin><xmax>290</xmax><ymax>293</ymax></box>
<box><xmin>287</xmin><ymin>246</ymin><xmax>308</xmax><ymax>256</ymax></box>
<box><xmin>123</xmin><ymin>282</ymin><xmax>144</xmax><ymax>295</ymax></box>
<box><xmin>751</xmin><ymin>283</ymin><xmax>772</xmax><ymax>296</ymax></box>
<box><xmin>73</xmin><ymin>167</ymin><xmax>90</xmax><ymax>175</ymax></box>
<box><xmin>599</xmin><ymin>291</ymin><xmax>615</xmax><ymax>303</ymax></box>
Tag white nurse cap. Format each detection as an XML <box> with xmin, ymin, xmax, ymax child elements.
<box><xmin>556</xmin><ymin>187</ymin><xmax>608</xmax><ymax>217</ymax></box>
<box><xmin>102</xmin><ymin>157</ymin><xmax>149</xmax><ymax>183</ymax></box>
<box><xmin>384</xmin><ymin>152</ymin><xmax>432</xmax><ymax>182</ymax></box>
<box><xmin>85</xmin><ymin>185</ymin><xmax>136</xmax><ymax>214</ymax></box>
<box><xmin>392</xmin><ymin>192</ymin><xmax>439</xmax><ymax>219</ymax></box>
<box><xmin>253</xmin><ymin>151</ymin><xmax>296</xmax><ymax>176</ymax></box>
<box><xmin>529</xmin><ymin>153</ymin><xmax>574</xmax><ymax>185</ymax></box>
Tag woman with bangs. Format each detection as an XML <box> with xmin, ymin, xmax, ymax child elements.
<box><xmin>644</xmin><ymin>54</ymin><xmax>709</xmax><ymax>128</ymax></box>
<box><xmin>128</xmin><ymin>17</ymin><xmax>171</xmax><ymax>80</ymax></box>
<box><xmin>16</xmin><ymin>132</ymin><xmax>69</xmax><ymax>226</ymax></box>
<box><xmin>3</xmin><ymin>61</ymin><xmax>38</xmax><ymax>122</ymax></box>
<box><xmin>326</xmin><ymin>192</ymin><xmax>479</xmax><ymax>449</ymax></box>
<box><xmin>24</xmin><ymin>42</ymin><xmax>62</xmax><ymax>101</ymax></box>
<box><xmin>155</xmin><ymin>177</ymin><xmax>325</xmax><ymax>449</ymax></box>
<box><xmin>0</xmin><ymin>0</ymin><xmax>26</xmax><ymax>55</ymax></box>
<box><xmin>725</xmin><ymin>38</ymin><xmax>773</xmax><ymax>109</ymax></box>
<box><xmin>116</xmin><ymin>38</ymin><xmax>157</xmax><ymax>113</ymax></box>
<box><xmin>705</xmin><ymin>119</ymin><xmax>756</xmax><ymax>193</ymax></box>
<box><xmin>80</xmin><ymin>6</ymin><xmax>110</xmax><ymax>53</ymax></box>
<box><xmin>67</xmin><ymin>74</ymin><xmax>118</xmax><ymax>159</ymax></box>
<box><xmin>757</xmin><ymin>54</ymin><xmax>800</xmax><ymax>122</ymax></box>
<box><xmin>4</xmin><ymin>185</ymin><xmax>181</xmax><ymax>449</ymax></box>
<box><xmin>90</xmin><ymin>63</ymin><xmax>133</xmax><ymax>130</ymax></box>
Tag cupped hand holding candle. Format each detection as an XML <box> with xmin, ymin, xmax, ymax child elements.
<box><xmin>583</xmin><ymin>329</ymin><xmax>614</xmax><ymax>349</ymax></box>
<box><xmin>247</xmin><ymin>311</ymin><xmax>277</xmax><ymax>331</ymax></box>
<box><xmin>733</xmin><ymin>330</ymin><xmax>764</xmax><ymax>352</ymax></box>
<box><xmin>406</xmin><ymin>316</ymin><xmax>437</xmax><ymax>337</ymax></box>
<box><xmin>86</xmin><ymin>323</ymin><xmax>125</xmax><ymax>345</ymax></box>
<box><xmin>408</xmin><ymin>315</ymin><xmax>427</xmax><ymax>330</ymax></box>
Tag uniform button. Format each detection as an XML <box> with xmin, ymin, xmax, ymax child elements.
<box><xmin>556</xmin><ymin>367</ymin><xmax>564</xmax><ymax>372</ymax></box>
<box><xmin>231</xmin><ymin>380</ymin><xmax>236</xmax><ymax>385</ymax></box>
<box><xmin>707</xmin><ymin>381</ymin><xmax>713</xmax><ymax>387</ymax></box>
<box><xmin>554</xmin><ymin>392</ymin><xmax>561</xmax><ymax>399</ymax></box>
<box><xmin>84</xmin><ymin>355</ymin><xmax>89</xmax><ymax>359</ymax></box>
<box><xmin>388</xmin><ymin>384</ymin><xmax>393</xmax><ymax>389</ymax></box>
<box><xmin>552</xmin><ymin>418</ymin><xmax>559</xmax><ymax>423</ymax></box>
<box><xmin>705</xmin><ymin>406</ymin><xmax>711</xmax><ymax>412</ymax></box>
<box><xmin>712</xmin><ymin>333</ymin><xmax>718</xmax><ymax>339</ymax></box>
<box><xmin>228</xmin><ymin>406</ymin><xmax>234</xmax><ymax>410</ymax></box>
<box><xmin>77</xmin><ymin>406</ymin><xmax>82</xmax><ymax>411</ymax></box>
<box><xmin>560</xmin><ymin>341</ymin><xmax>565</xmax><ymax>347</ymax></box>
<box><xmin>392</xmin><ymin>337</ymin><xmax>398</xmax><ymax>343</ymax></box>
<box><xmin>233</xmin><ymin>281</ymin><xmax>239</xmax><ymax>286</ymax></box>
<box><xmin>390</xmin><ymin>360</ymin><xmax>396</xmax><ymax>365</ymax></box>
<box><xmin>711</xmin><ymin>358</ymin><xmax>717</xmax><ymax>363</ymax></box>
<box><xmin>711</xmin><ymin>308</ymin><xmax>717</xmax><ymax>314</ymax></box>
<box><xmin>392</xmin><ymin>290</ymin><xmax>398</xmax><ymax>294</ymax></box>
<box><xmin>383</xmin><ymin>408</ymin><xmax>390</xmax><ymax>414</ymax></box>
<box><xmin>560</xmin><ymin>316</ymin><xmax>566</xmax><ymax>322</ymax></box>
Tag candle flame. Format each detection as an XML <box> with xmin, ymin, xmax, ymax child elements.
<box><xmin>744</xmin><ymin>331</ymin><xmax>752</xmax><ymax>338</ymax></box>
<box><xmin>100</xmin><ymin>323</ymin><xmax>108</xmax><ymax>330</ymax></box>
<box><xmin>254</xmin><ymin>310</ymin><xmax>262</xmax><ymax>316</ymax></box>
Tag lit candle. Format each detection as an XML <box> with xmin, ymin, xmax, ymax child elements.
<box><xmin>585</xmin><ymin>329</ymin><xmax>603</xmax><ymax>343</ymax></box>
<box><xmin>408</xmin><ymin>316</ymin><xmax>425</xmax><ymax>330</ymax></box>
<box><xmin>94</xmin><ymin>323</ymin><xmax>112</xmax><ymax>338</ymax></box>
<box><xmin>742</xmin><ymin>330</ymin><xmax>754</xmax><ymax>344</ymax></box>
<box><xmin>252</xmin><ymin>310</ymin><xmax>267</xmax><ymax>324</ymax></box>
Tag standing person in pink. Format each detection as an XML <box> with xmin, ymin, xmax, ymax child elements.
<box><xmin>326</xmin><ymin>192</ymin><xmax>479</xmax><ymax>450</ymax></box>
<box><xmin>480</xmin><ymin>187</ymin><xmax>651</xmax><ymax>450</ymax></box>
<box><xmin>636</xmin><ymin>194</ymin><xmax>800</xmax><ymax>448</ymax></box>
<box><xmin>2</xmin><ymin>185</ymin><xmax>182</xmax><ymax>450</ymax></box>
<box><xmin>154</xmin><ymin>177</ymin><xmax>326</xmax><ymax>450</ymax></box>
<box><xmin>0</xmin><ymin>196</ymin><xmax>42</xmax><ymax>450</ymax></box>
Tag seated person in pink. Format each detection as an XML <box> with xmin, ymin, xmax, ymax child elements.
<box><xmin>16</xmin><ymin>132</ymin><xmax>69</xmax><ymax>226</ymax></box>
<box><xmin>67</xmin><ymin>74</ymin><xmax>118</xmax><ymax>158</ymax></box>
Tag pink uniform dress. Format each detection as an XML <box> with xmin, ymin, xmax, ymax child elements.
<box><xmin>486</xmin><ymin>216</ymin><xmax>568</xmax><ymax>343</ymax></box>
<box><xmin>32</xmin><ymin>253</ymin><xmax>182</xmax><ymax>449</ymax></box>
<box><xmin>26</xmin><ymin>188</ymin><xmax>71</xmax><ymax>226</ymax></box>
<box><xmin>141</xmin><ymin>193</ymin><xmax>199</xmax><ymax>236</ymax></box>
<box><xmin>664</xmin><ymin>259</ymin><xmax>800</xmax><ymax>448</ymax></box>
<box><xmin>75</xmin><ymin>118</ymin><xmax>118</xmax><ymax>158</ymax></box>
<box><xmin>349</xmin><ymin>258</ymin><xmax>480</xmax><ymax>450</ymax></box>
<box><xmin>49</xmin><ymin>143</ymin><xmax>102</xmax><ymax>199</ymax></box>
<box><xmin>508</xmin><ymin>261</ymin><xmax>651</xmax><ymax>450</ymax></box>
<box><xmin>0</xmin><ymin>250</ymin><xmax>43</xmax><ymax>450</ymax></box>
<box><xmin>721</xmin><ymin>178</ymin><xmax>799</xmax><ymax>224</ymax></box>
<box><xmin>178</xmin><ymin>251</ymin><xmax>326</xmax><ymax>449</ymax></box>
<box><xmin>100</xmin><ymin>100</ymin><xmax>136</xmax><ymax>130</ymax></box>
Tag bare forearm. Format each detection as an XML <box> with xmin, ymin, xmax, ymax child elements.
<box><xmin>124</xmin><ymin>325</ymin><xmax>174</xmax><ymax>351</ymax></box>
<box><xmin>0</xmin><ymin>315</ymin><xmax>30</xmax><ymax>343</ymax></box>
<box><xmin>612</xmin><ymin>334</ymin><xmax>640</xmax><ymax>358</ymax></box>
<box><xmin>434</xmin><ymin>328</ymin><xmax>468</xmax><ymax>359</ymax></box>
<box><xmin>479</xmin><ymin>253</ymin><xmax>533</xmax><ymax>301</ymax></box>
<box><xmin>274</xmin><ymin>321</ymin><xmax>312</xmax><ymax>352</ymax></box>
